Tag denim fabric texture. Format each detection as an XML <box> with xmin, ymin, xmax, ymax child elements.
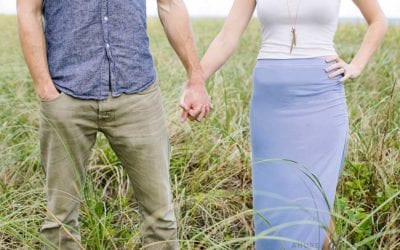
<box><xmin>42</xmin><ymin>0</ymin><xmax>156</xmax><ymax>100</ymax></box>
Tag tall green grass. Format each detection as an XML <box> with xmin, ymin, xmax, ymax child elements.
<box><xmin>0</xmin><ymin>16</ymin><xmax>399</xmax><ymax>249</ymax></box>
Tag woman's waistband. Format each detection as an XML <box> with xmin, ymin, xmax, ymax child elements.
<box><xmin>255</xmin><ymin>57</ymin><xmax>333</xmax><ymax>68</ymax></box>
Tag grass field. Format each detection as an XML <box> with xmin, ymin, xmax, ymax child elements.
<box><xmin>0</xmin><ymin>15</ymin><xmax>399</xmax><ymax>249</ymax></box>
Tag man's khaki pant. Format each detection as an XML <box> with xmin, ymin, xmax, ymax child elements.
<box><xmin>39</xmin><ymin>83</ymin><xmax>178</xmax><ymax>250</ymax></box>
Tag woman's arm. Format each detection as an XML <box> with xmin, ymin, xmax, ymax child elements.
<box><xmin>201</xmin><ymin>0</ymin><xmax>256</xmax><ymax>81</ymax></box>
<box><xmin>326</xmin><ymin>0</ymin><xmax>388</xmax><ymax>82</ymax></box>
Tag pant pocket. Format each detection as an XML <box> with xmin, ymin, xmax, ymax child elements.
<box><xmin>39</xmin><ymin>92</ymin><xmax>65</xmax><ymax>103</ymax></box>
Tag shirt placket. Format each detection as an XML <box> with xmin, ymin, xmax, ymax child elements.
<box><xmin>101</xmin><ymin>0</ymin><xmax>115</xmax><ymax>97</ymax></box>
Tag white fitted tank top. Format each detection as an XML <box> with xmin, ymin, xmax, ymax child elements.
<box><xmin>257</xmin><ymin>0</ymin><xmax>341</xmax><ymax>59</ymax></box>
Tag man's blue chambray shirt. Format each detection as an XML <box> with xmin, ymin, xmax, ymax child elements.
<box><xmin>42</xmin><ymin>0</ymin><xmax>156</xmax><ymax>100</ymax></box>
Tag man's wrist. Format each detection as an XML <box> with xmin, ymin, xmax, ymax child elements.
<box><xmin>187</xmin><ymin>69</ymin><xmax>206</xmax><ymax>86</ymax></box>
<box><xmin>35</xmin><ymin>78</ymin><xmax>56</xmax><ymax>94</ymax></box>
<box><xmin>187</xmin><ymin>77</ymin><xmax>205</xmax><ymax>87</ymax></box>
<box><xmin>35</xmin><ymin>77</ymin><xmax>54</xmax><ymax>88</ymax></box>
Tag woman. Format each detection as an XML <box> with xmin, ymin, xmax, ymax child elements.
<box><xmin>199</xmin><ymin>0</ymin><xmax>387</xmax><ymax>249</ymax></box>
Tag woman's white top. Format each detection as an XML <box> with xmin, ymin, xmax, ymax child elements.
<box><xmin>257</xmin><ymin>0</ymin><xmax>341</xmax><ymax>59</ymax></box>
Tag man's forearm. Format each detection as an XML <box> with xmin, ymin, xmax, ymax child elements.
<box><xmin>158</xmin><ymin>0</ymin><xmax>203</xmax><ymax>84</ymax></box>
<box><xmin>17</xmin><ymin>1</ymin><xmax>53</xmax><ymax>92</ymax></box>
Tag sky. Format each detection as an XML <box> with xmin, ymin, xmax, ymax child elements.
<box><xmin>1</xmin><ymin>0</ymin><xmax>399</xmax><ymax>18</ymax></box>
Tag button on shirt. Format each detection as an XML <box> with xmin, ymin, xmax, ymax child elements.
<box><xmin>42</xmin><ymin>0</ymin><xmax>156</xmax><ymax>100</ymax></box>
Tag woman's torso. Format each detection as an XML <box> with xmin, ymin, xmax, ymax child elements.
<box><xmin>257</xmin><ymin>0</ymin><xmax>341</xmax><ymax>59</ymax></box>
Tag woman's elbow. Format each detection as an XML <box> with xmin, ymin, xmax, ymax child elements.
<box><xmin>370</xmin><ymin>14</ymin><xmax>389</xmax><ymax>34</ymax></box>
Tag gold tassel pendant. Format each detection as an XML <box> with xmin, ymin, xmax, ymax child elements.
<box><xmin>290</xmin><ymin>27</ymin><xmax>297</xmax><ymax>54</ymax></box>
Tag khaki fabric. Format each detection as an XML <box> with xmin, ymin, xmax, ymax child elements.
<box><xmin>39</xmin><ymin>83</ymin><xmax>178</xmax><ymax>250</ymax></box>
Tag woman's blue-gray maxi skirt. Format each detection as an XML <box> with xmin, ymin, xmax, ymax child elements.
<box><xmin>250</xmin><ymin>57</ymin><xmax>349</xmax><ymax>249</ymax></box>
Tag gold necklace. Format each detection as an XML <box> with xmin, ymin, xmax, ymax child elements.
<box><xmin>286</xmin><ymin>0</ymin><xmax>302</xmax><ymax>54</ymax></box>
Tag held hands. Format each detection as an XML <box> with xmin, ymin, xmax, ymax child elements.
<box><xmin>180</xmin><ymin>78</ymin><xmax>211</xmax><ymax>123</ymax></box>
<box><xmin>325</xmin><ymin>55</ymin><xmax>363</xmax><ymax>83</ymax></box>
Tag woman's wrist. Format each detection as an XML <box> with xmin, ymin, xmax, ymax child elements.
<box><xmin>349</xmin><ymin>60</ymin><xmax>366</xmax><ymax>73</ymax></box>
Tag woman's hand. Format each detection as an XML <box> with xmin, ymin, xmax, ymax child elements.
<box><xmin>325</xmin><ymin>55</ymin><xmax>363</xmax><ymax>83</ymax></box>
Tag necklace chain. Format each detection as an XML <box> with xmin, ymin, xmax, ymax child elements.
<box><xmin>286</xmin><ymin>0</ymin><xmax>302</xmax><ymax>54</ymax></box>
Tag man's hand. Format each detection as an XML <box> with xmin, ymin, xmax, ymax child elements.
<box><xmin>180</xmin><ymin>78</ymin><xmax>211</xmax><ymax>123</ymax></box>
<box><xmin>36</xmin><ymin>81</ymin><xmax>60</xmax><ymax>101</ymax></box>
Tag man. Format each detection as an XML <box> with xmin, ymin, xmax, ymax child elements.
<box><xmin>17</xmin><ymin>0</ymin><xmax>211</xmax><ymax>249</ymax></box>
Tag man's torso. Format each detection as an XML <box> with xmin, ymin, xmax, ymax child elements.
<box><xmin>43</xmin><ymin>0</ymin><xmax>156</xmax><ymax>100</ymax></box>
